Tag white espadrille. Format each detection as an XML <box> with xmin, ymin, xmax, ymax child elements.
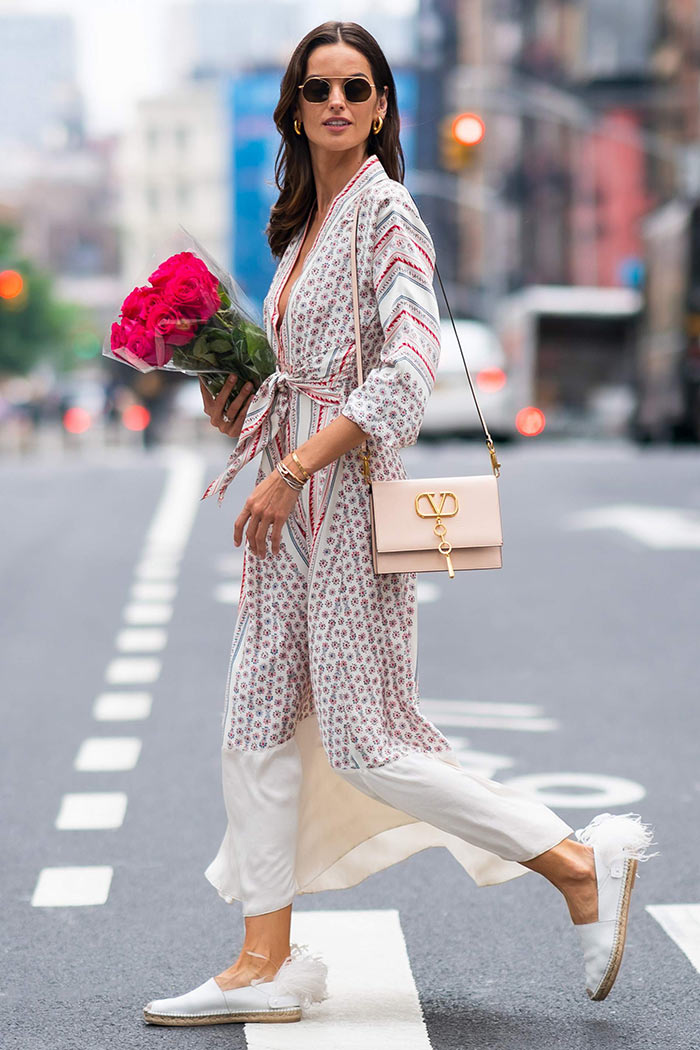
<box><xmin>573</xmin><ymin>812</ymin><xmax>658</xmax><ymax>1001</ymax></box>
<box><xmin>143</xmin><ymin>943</ymin><xmax>329</xmax><ymax>1025</ymax></box>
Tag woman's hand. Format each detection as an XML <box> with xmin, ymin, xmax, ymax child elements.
<box><xmin>199</xmin><ymin>373</ymin><xmax>255</xmax><ymax>438</ymax></box>
<box><xmin>234</xmin><ymin>461</ymin><xmax>303</xmax><ymax>558</ymax></box>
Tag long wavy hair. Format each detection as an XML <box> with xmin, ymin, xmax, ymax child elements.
<box><xmin>266</xmin><ymin>21</ymin><xmax>405</xmax><ymax>258</ymax></box>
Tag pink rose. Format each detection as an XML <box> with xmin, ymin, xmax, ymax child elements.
<box><xmin>163</xmin><ymin>272</ymin><xmax>221</xmax><ymax>321</ymax></box>
<box><xmin>121</xmin><ymin>285</ymin><xmax>160</xmax><ymax>322</ymax></box>
<box><xmin>111</xmin><ymin>317</ymin><xmax>164</xmax><ymax>367</ymax></box>
<box><xmin>146</xmin><ymin>300</ymin><xmax>194</xmax><ymax>349</ymax></box>
<box><xmin>148</xmin><ymin>251</ymin><xmax>215</xmax><ymax>291</ymax></box>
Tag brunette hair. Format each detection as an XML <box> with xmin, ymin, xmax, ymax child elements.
<box><xmin>266</xmin><ymin>21</ymin><xmax>405</xmax><ymax>258</ymax></box>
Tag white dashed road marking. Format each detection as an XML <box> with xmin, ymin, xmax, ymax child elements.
<box><xmin>214</xmin><ymin>581</ymin><xmax>242</xmax><ymax>605</ymax></box>
<box><xmin>416</xmin><ymin>580</ymin><xmax>441</xmax><ymax>603</ymax></box>
<box><xmin>74</xmin><ymin>737</ymin><xmax>142</xmax><ymax>772</ymax></box>
<box><xmin>133</xmin><ymin>561</ymin><xmax>180</xmax><ymax>580</ymax></box>
<box><xmin>104</xmin><ymin>657</ymin><xmax>161</xmax><ymax>685</ymax></box>
<box><xmin>122</xmin><ymin>602</ymin><xmax>173</xmax><ymax>626</ymax></box>
<box><xmin>31</xmin><ymin>866</ymin><xmax>113</xmax><ymax>907</ymax></box>
<box><xmin>130</xmin><ymin>581</ymin><xmax>178</xmax><ymax>602</ymax></box>
<box><xmin>55</xmin><ymin>792</ymin><xmax>128</xmax><ymax>829</ymax></box>
<box><xmin>92</xmin><ymin>692</ymin><xmax>152</xmax><ymax>721</ymax></box>
<box><xmin>34</xmin><ymin>450</ymin><xmax>205</xmax><ymax>908</ymax></box>
<box><xmin>115</xmin><ymin>628</ymin><xmax>168</xmax><ymax>653</ymax></box>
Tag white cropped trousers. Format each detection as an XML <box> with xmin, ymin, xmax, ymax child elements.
<box><xmin>217</xmin><ymin>733</ymin><xmax>575</xmax><ymax>917</ymax></box>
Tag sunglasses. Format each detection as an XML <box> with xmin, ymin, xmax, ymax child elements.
<box><xmin>298</xmin><ymin>75</ymin><xmax>376</xmax><ymax>104</ymax></box>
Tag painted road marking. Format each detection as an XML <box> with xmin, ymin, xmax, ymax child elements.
<box><xmin>214</xmin><ymin>581</ymin><xmax>241</xmax><ymax>605</ymax></box>
<box><xmin>244</xmin><ymin>910</ymin><xmax>430</xmax><ymax>1049</ymax></box>
<box><xmin>215</xmin><ymin>553</ymin><xmax>244</xmax><ymax>575</ymax></box>
<box><xmin>425</xmin><ymin>700</ymin><xmax>648</xmax><ymax>805</ymax></box>
<box><xmin>130</xmin><ymin>581</ymin><xmax>177</xmax><ymax>602</ymax></box>
<box><xmin>31</xmin><ymin>866</ymin><xmax>113</xmax><ymax>907</ymax></box>
<box><xmin>55</xmin><ymin>792</ymin><xmax>128</xmax><ymax>829</ymax></box>
<box><xmin>105</xmin><ymin>657</ymin><xmax>161</xmax><ymax>685</ymax></box>
<box><xmin>145</xmin><ymin>447</ymin><xmax>204</xmax><ymax>552</ymax></box>
<box><xmin>93</xmin><ymin>692</ymin><xmax>152</xmax><ymax>721</ymax></box>
<box><xmin>501</xmin><ymin>772</ymin><xmax>646</xmax><ymax>808</ymax></box>
<box><xmin>564</xmin><ymin>503</ymin><xmax>700</xmax><ymax>549</ymax></box>
<box><xmin>417</xmin><ymin>581</ymin><xmax>441</xmax><ymax>603</ymax></box>
<box><xmin>74</xmin><ymin>737</ymin><xmax>142</xmax><ymax>771</ymax></box>
<box><xmin>421</xmin><ymin>698</ymin><xmax>557</xmax><ymax>733</ymax></box>
<box><xmin>647</xmin><ymin>905</ymin><xmax>700</xmax><ymax>973</ymax></box>
<box><xmin>423</xmin><ymin>700</ymin><xmax>546</xmax><ymax>718</ymax></box>
<box><xmin>38</xmin><ymin>451</ymin><xmax>205</xmax><ymax>911</ymax></box>
<box><xmin>115</xmin><ymin>628</ymin><xmax>168</xmax><ymax>653</ymax></box>
<box><xmin>133</xmin><ymin>561</ymin><xmax>180</xmax><ymax>580</ymax></box>
<box><xmin>122</xmin><ymin>602</ymin><xmax>173</xmax><ymax>626</ymax></box>
<box><xmin>444</xmin><ymin>739</ymin><xmax>515</xmax><ymax>779</ymax></box>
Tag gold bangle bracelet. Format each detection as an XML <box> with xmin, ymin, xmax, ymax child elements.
<box><xmin>290</xmin><ymin>449</ymin><xmax>311</xmax><ymax>481</ymax></box>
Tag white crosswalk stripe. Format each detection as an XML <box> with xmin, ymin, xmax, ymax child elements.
<box><xmin>647</xmin><ymin>905</ymin><xmax>700</xmax><ymax>973</ymax></box>
<box><xmin>244</xmin><ymin>910</ymin><xmax>431</xmax><ymax>1049</ymax></box>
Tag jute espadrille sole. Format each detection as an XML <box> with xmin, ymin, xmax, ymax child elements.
<box><xmin>589</xmin><ymin>857</ymin><xmax>638</xmax><ymax>1002</ymax></box>
<box><xmin>143</xmin><ymin>1006</ymin><xmax>302</xmax><ymax>1025</ymax></box>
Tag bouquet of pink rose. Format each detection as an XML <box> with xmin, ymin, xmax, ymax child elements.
<box><xmin>103</xmin><ymin>226</ymin><xmax>276</xmax><ymax>412</ymax></box>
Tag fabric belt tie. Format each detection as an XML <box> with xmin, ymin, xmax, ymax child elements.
<box><xmin>201</xmin><ymin>369</ymin><xmax>344</xmax><ymax>505</ymax></box>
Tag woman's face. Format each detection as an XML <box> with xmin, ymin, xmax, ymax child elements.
<box><xmin>293</xmin><ymin>43</ymin><xmax>388</xmax><ymax>155</ymax></box>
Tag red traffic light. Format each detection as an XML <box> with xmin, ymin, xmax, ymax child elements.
<box><xmin>451</xmin><ymin>113</ymin><xmax>485</xmax><ymax>147</ymax></box>
<box><xmin>0</xmin><ymin>269</ymin><xmax>23</xmax><ymax>299</ymax></box>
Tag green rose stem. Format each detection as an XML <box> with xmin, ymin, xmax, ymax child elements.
<box><xmin>170</xmin><ymin>283</ymin><xmax>276</xmax><ymax>413</ymax></box>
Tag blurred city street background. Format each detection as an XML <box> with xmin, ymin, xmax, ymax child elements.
<box><xmin>2</xmin><ymin>1</ymin><xmax>700</xmax><ymax>1048</ymax></box>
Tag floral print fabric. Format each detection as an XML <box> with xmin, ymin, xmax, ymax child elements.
<box><xmin>205</xmin><ymin>153</ymin><xmax>453</xmax><ymax>771</ymax></box>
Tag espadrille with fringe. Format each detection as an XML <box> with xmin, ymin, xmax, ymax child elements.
<box><xmin>143</xmin><ymin>943</ymin><xmax>329</xmax><ymax>1025</ymax></box>
<box><xmin>573</xmin><ymin>812</ymin><xmax>658</xmax><ymax>1001</ymax></box>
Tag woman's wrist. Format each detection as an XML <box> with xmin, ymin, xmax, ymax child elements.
<box><xmin>277</xmin><ymin>449</ymin><xmax>313</xmax><ymax>491</ymax></box>
<box><xmin>281</xmin><ymin>449</ymin><xmax>312</xmax><ymax>483</ymax></box>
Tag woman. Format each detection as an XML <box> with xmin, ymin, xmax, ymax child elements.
<box><xmin>143</xmin><ymin>21</ymin><xmax>656</xmax><ymax>1026</ymax></box>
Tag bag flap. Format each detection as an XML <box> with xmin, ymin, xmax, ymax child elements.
<box><xmin>371</xmin><ymin>474</ymin><xmax>503</xmax><ymax>553</ymax></box>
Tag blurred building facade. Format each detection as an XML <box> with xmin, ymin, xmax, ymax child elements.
<box><xmin>0</xmin><ymin>13</ymin><xmax>122</xmax><ymax>336</ymax></box>
<box><xmin>117</xmin><ymin>80</ymin><xmax>231</xmax><ymax>286</ymax></box>
<box><xmin>0</xmin><ymin>13</ymin><xmax>84</xmax><ymax>154</ymax></box>
<box><xmin>420</xmin><ymin>0</ymin><xmax>700</xmax><ymax>321</ymax></box>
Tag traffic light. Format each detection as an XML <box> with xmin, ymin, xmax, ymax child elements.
<box><xmin>0</xmin><ymin>268</ymin><xmax>27</xmax><ymax>310</ymax></box>
<box><xmin>439</xmin><ymin>112</ymin><xmax>485</xmax><ymax>172</ymax></box>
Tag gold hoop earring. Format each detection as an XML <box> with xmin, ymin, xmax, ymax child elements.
<box><xmin>294</xmin><ymin>118</ymin><xmax>302</xmax><ymax>136</ymax></box>
<box><xmin>372</xmin><ymin>116</ymin><xmax>384</xmax><ymax>135</ymax></box>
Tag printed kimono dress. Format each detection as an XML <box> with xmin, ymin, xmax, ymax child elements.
<box><xmin>201</xmin><ymin>153</ymin><xmax>558</xmax><ymax>907</ymax></box>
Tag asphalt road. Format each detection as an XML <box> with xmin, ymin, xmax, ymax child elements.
<box><xmin>3</xmin><ymin>435</ymin><xmax>699</xmax><ymax>1049</ymax></box>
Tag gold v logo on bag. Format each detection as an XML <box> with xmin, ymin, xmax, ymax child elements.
<box><xmin>414</xmin><ymin>491</ymin><xmax>459</xmax><ymax>519</ymax></box>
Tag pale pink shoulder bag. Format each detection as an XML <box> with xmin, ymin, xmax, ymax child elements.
<box><xmin>350</xmin><ymin>192</ymin><xmax>503</xmax><ymax>578</ymax></box>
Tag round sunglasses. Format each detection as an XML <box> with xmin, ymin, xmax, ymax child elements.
<box><xmin>298</xmin><ymin>75</ymin><xmax>376</xmax><ymax>104</ymax></box>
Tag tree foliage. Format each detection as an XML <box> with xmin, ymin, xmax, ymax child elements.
<box><xmin>0</xmin><ymin>223</ymin><xmax>89</xmax><ymax>377</ymax></box>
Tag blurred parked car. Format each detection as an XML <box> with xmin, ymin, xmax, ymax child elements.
<box><xmin>421</xmin><ymin>318</ymin><xmax>517</xmax><ymax>440</ymax></box>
